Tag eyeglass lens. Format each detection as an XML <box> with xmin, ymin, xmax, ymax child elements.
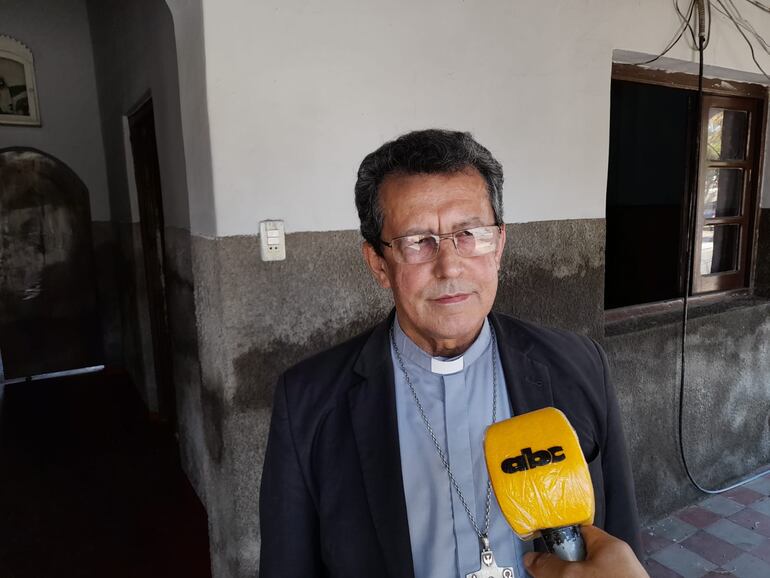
<box><xmin>394</xmin><ymin>226</ymin><xmax>498</xmax><ymax>264</ymax></box>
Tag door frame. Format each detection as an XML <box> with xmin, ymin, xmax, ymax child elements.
<box><xmin>127</xmin><ymin>95</ymin><xmax>177</xmax><ymax>428</ymax></box>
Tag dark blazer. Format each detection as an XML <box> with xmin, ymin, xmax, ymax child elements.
<box><xmin>259</xmin><ymin>311</ymin><xmax>641</xmax><ymax>577</ymax></box>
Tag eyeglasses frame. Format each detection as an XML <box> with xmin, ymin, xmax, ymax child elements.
<box><xmin>379</xmin><ymin>223</ymin><xmax>504</xmax><ymax>264</ymax></box>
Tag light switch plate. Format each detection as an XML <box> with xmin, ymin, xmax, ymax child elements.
<box><xmin>260</xmin><ymin>219</ymin><xmax>286</xmax><ymax>261</ymax></box>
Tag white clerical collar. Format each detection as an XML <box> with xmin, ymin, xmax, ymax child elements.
<box><xmin>430</xmin><ymin>356</ymin><xmax>464</xmax><ymax>375</ymax></box>
<box><xmin>392</xmin><ymin>315</ymin><xmax>491</xmax><ymax>375</ymax></box>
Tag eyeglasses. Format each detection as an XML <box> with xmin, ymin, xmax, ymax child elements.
<box><xmin>380</xmin><ymin>225</ymin><xmax>502</xmax><ymax>264</ymax></box>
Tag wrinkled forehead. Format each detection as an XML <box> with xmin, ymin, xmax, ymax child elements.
<box><xmin>378</xmin><ymin>169</ymin><xmax>495</xmax><ymax>234</ymax></box>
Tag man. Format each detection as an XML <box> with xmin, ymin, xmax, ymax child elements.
<box><xmin>260</xmin><ymin>130</ymin><xmax>646</xmax><ymax>577</ymax></box>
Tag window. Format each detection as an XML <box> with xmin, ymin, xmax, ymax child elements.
<box><xmin>604</xmin><ymin>65</ymin><xmax>766</xmax><ymax>310</ymax></box>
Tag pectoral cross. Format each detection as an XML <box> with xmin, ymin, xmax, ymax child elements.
<box><xmin>466</xmin><ymin>537</ymin><xmax>515</xmax><ymax>578</ymax></box>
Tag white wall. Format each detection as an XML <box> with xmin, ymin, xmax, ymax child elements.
<box><xmin>0</xmin><ymin>0</ymin><xmax>111</xmax><ymax>221</ymax></box>
<box><xmin>197</xmin><ymin>0</ymin><xmax>770</xmax><ymax>236</ymax></box>
<box><xmin>166</xmin><ymin>0</ymin><xmax>217</xmax><ymax>236</ymax></box>
<box><xmin>86</xmin><ymin>0</ymin><xmax>191</xmax><ymax>230</ymax></box>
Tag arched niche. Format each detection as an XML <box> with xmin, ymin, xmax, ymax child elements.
<box><xmin>0</xmin><ymin>148</ymin><xmax>102</xmax><ymax>379</ymax></box>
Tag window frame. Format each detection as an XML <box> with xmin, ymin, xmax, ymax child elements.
<box><xmin>693</xmin><ymin>95</ymin><xmax>762</xmax><ymax>293</ymax></box>
<box><xmin>607</xmin><ymin>63</ymin><xmax>768</xmax><ymax>314</ymax></box>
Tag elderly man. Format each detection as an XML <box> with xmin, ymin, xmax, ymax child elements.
<box><xmin>259</xmin><ymin>130</ymin><xmax>646</xmax><ymax>578</ymax></box>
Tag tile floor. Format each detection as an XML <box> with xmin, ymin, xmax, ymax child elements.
<box><xmin>642</xmin><ymin>470</ymin><xmax>770</xmax><ymax>578</ymax></box>
<box><xmin>0</xmin><ymin>371</ymin><xmax>211</xmax><ymax>577</ymax></box>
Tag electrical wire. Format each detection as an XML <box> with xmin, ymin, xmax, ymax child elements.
<box><xmin>677</xmin><ymin>0</ymin><xmax>700</xmax><ymax>48</ymax></box>
<box><xmin>678</xmin><ymin>0</ymin><xmax>770</xmax><ymax>494</ymax></box>
<box><xmin>725</xmin><ymin>0</ymin><xmax>770</xmax><ymax>52</ymax></box>
<box><xmin>677</xmin><ymin>0</ymin><xmax>715</xmax><ymax>50</ymax></box>
<box><xmin>713</xmin><ymin>0</ymin><xmax>770</xmax><ymax>79</ymax></box>
<box><xmin>743</xmin><ymin>0</ymin><xmax>770</xmax><ymax>13</ymax></box>
<box><xmin>635</xmin><ymin>0</ymin><xmax>698</xmax><ymax>64</ymax></box>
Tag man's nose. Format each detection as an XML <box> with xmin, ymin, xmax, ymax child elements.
<box><xmin>433</xmin><ymin>236</ymin><xmax>463</xmax><ymax>278</ymax></box>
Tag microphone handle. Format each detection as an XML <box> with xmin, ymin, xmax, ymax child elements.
<box><xmin>541</xmin><ymin>525</ymin><xmax>586</xmax><ymax>561</ymax></box>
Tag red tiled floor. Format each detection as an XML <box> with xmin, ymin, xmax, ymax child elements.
<box><xmin>749</xmin><ymin>537</ymin><xmax>770</xmax><ymax>564</ymax></box>
<box><xmin>677</xmin><ymin>506</ymin><xmax>722</xmax><ymax>529</ymax></box>
<box><xmin>728</xmin><ymin>508</ymin><xmax>770</xmax><ymax>538</ymax></box>
<box><xmin>724</xmin><ymin>487</ymin><xmax>765</xmax><ymax>506</ymax></box>
<box><xmin>680</xmin><ymin>530</ymin><xmax>743</xmax><ymax>566</ymax></box>
<box><xmin>644</xmin><ymin>558</ymin><xmax>683</xmax><ymax>578</ymax></box>
<box><xmin>642</xmin><ymin>470</ymin><xmax>770</xmax><ymax>577</ymax></box>
<box><xmin>0</xmin><ymin>372</ymin><xmax>211</xmax><ymax>578</ymax></box>
<box><xmin>642</xmin><ymin>531</ymin><xmax>674</xmax><ymax>555</ymax></box>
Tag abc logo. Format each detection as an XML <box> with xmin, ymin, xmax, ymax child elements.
<box><xmin>500</xmin><ymin>446</ymin><xmax>566</xmax><ymax>474</ymax></box>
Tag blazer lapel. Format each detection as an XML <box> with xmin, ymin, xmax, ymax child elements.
<box><xmin>348</xmin><ymin>314</ymin><xmax>415</xmax><ymax>578</ymax></box>
<box><xmin>489</xmin><ymin>313</ymin><xmax>554</xmax><ymax>414</ymax></box>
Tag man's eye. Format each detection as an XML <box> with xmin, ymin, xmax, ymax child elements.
<box><xmin>403</xmin><ymin>236</ymin><xmax>431</xmax><ymax>247</ymax></box>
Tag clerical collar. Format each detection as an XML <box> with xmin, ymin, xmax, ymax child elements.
<box><xmin>392</xmin><ymin>316</ymin><xmax>492</xmax><ymax>375</ymax></box>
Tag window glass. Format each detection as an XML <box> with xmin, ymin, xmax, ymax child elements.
<box><xmin>700</xmin><ymin>224</ymin><xmax>740</xmax><ymax>275</ymax></box>
<box><xmin>703</xmin><ymin>168</ymin><xmax>743</xmax><ymax>218</ymax></box>
<box><xmin>707</xmin><ymin>108</ymin><xmax>748</xmax><ymax>161</ymax></box>
<box><xmin>604</xmin><ymin>80</ymin><xmax>690</xmax><ymax>308</ymax></box>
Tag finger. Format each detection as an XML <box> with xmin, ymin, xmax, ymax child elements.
<box><xmin>580</xmin><ymin>525</ymin><xmax>612</xmax><ymax>554</ymax></box>
<box><xmin>523</xmin><ymin>551</ymin><xmax>571</xmax><ymax>578</ymax></box>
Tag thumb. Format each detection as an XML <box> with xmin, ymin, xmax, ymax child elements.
<box><xmin>579</xmin><ymin>524</ymin><xmax>608</xmax><ymax>552</ymax></box>
<box><xmin>523</xmin><ymin>551</ymin><xmax>571</xmax><ymax>578</ymax></box>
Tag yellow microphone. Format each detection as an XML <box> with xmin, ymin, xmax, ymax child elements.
<box><xmin>484</xmin><ymin>407</ymin><xmax>594</xmax><ymax>561</ymax></box>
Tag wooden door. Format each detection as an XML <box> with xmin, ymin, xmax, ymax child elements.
<box><xmin>128</xmin><ymin>100</ymin><xmax>176</xmax><ymax>426</ymax></box>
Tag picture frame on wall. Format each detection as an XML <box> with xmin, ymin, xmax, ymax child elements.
<box><xmin>0</xmin><ymin>35</ymin><xmax>40</xmax><ymax>126</ymax></box>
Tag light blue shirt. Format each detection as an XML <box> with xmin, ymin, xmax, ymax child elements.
<box><xmin>391</xmin><ymin>316</ymin><xmax>532</xmax><ymax>578</ymax></box>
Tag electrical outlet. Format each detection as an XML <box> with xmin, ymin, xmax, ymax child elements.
<box><xmin>260</xmin><ymin>219</ymin><xmax>286</xmax><ymax>261</ymax></box>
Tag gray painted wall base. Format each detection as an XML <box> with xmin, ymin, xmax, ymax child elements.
<box><xmin>756</xmin><ymin>209</ymin><xmax>770</xmax><ymax>297</ymax></box>
<box><xmin>96</xmin><ymin>222</ymin><xmax>209</xmax><ymax>503</ymax></box>
<box><xmin>605</xmin><ymin>300</ymin><xmax>770</xmax><ymax>524</ymax></box>
<box><xmin>92</xmin><ymin>221</ymin><xmax>123</xmax><ymax>367</ymax></box>
<box><xmin>115</xmin><ymin>222</ymin><xmax>159</xmax><ymax>410</ymax></box>
<box><xmin>498</xmin><ymin>219</ymin><xmax>605</xmax><ymax>339</ymax></box>
<box><xmin>165</xmin><ymin>226</ymin><xmax>209</xmax><ymax>504</ymax></box>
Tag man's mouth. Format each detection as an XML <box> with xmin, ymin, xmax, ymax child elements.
<box><xmin>433</xmin><ymin>293</ymin><xmax>471</xmax><ymax>305</ymax></box>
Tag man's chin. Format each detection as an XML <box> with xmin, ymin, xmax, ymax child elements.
<box><xmin>429</xmin><ymin>313</ymin><xmax>486</xmax><ymax>340</ymax></box>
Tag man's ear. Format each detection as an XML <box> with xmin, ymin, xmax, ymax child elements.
<box><xmin>495</xmin><ymin>224</ymin><xmax>506</xmax><ymax>270</ymax></box>
<box><xmin>362</xmin><ymin>242</ymin><xmax>392</xmax><ymax>289</ymax></box>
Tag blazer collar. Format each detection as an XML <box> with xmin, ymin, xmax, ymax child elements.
<box><xmin>489</xmin><ymin>312</ymin><xmax>554</xmax><ymax>414</ymax></box>
<box><xmin>347</xmin><ymin>311</ymin><xmax>553</xmax><ymax>576</ymax></box>
<box><xmin>349</xmin><ymin>311</ymin><xmax>415</xmax><ymax>578</ymax></box>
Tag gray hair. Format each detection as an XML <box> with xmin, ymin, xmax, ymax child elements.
<box><xmin>354</xmin><ymin>129</ymin><xmax>504</xmax><ymax>254</ymax></box>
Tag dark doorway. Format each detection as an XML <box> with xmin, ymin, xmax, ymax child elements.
<box><xmin>128</xmin><ymin>98</ymin><xmax>176</xmax><ymax>427</ymax></box>
<box><xmin>0</xmin><ymin>149</ymin><xmax>103</xmax><ymax>378</ymax></box>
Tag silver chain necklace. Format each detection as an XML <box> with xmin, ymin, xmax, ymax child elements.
<box><xmin>390</xmin><ymin>324</ymin><xmax>514</xmax><ymax>578</ymax></box>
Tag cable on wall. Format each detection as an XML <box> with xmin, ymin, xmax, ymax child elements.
<box><xmin>678</xmin><ymin>0</ymin><xmax>770</xmax><ymax>494</ymax></box>
<box><xmin>713</xmin><ymin>0</ymin><xmax>770</xmax><ymax>80</ymax></box>
<box><xmin>636</xmin><ymin>0</ymin><xmax>699</xmax><ymax>65</ymax></box>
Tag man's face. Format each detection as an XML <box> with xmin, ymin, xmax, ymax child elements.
<box><xmin>363</xmin><ymin>168</ymin><xmax>506</xmax><ymax>356</ymax></box>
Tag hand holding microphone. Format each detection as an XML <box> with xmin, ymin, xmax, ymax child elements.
<box><xmin>484</xmin><ymin>407</ymin><xmax>594</xmax><ymax>561</ymax></box>
<box><xmin>524</xmin><ymin>525</ymin><xmax>648</xmax><ymax>578</ymax></box>
<box><xmin>484</xmin><ymin>407</ymin><xmax>647</xmax><ymax>576</ymax></box>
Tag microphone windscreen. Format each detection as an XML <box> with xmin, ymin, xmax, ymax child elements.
<box><xmin>484</xmin><ymin>407</ymin><xmax>594</xmax><ymax>539</ymax></box>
